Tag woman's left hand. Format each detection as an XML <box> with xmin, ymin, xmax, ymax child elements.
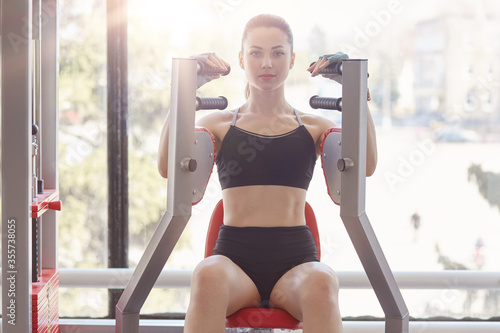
<box><xmin>307</xmin><ymin>52</ymin><xmax>349</xmax><ymax>84</ymax></box>
<box><xmin>190</xmin><ymin>52</ymin><xmax>231</xmax><ymax>88</ymax></box>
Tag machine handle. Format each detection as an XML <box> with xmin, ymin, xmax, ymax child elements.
<box><xmin>309</xmin><ymin>95</ymin><xmax>342</xmax><ymax>111</ymax></box>
<box><xmin>197</xmin><ymin>62</ymin><xmax>231</xmax><ymax>76</ymax></box>
<box><xmin>196</xmin><ymin>96</ymin><xmax>228</xmax><ymax>110</ymax></box>
<box><xmin>310</xmin><ymin>61</ymin><xmax>369</xmax><ymax>77</ymax></box>
<box><xmin>310</xmin><ymin>61</ymin><xmax>343</xmax><ymax>75</ymax></box>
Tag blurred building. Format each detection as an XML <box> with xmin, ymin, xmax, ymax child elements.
<box><xmin>413</xmin><ymin>7</ymin><xmax>500</xmax><ymax>130</ymax></box>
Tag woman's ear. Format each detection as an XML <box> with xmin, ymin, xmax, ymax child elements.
<box><xmin>238</xmin><ymin>51</ymin><xmax>244</xmax><ymax>69</ymax></box>
<box><xmin>290</xmin><ymin>52</ymin><xmax>295</xmax><ymax>69</ymax></box>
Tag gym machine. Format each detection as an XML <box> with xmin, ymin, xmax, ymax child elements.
<box><xmin>115</xmin><ymin>55</ymin><xmax>408</xmax><ymax>333</ymax></box>
<box><xmin>115</xmin><ymin>58</ymin><xmax>228</xmax><ymax>332</ymax></box>
<box><xmin>312</xmin><ymin>59</ymin><xmax>409</xmax><ymax>333</ymax></box>
<box><xmin>1</xmin><ymin>1</ymin><xmax>61</xmax><ymax>332</ymax></box>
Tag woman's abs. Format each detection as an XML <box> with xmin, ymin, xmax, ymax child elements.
<box><xmin>221</xmin><ymin>185</ymin><xmax>307</xmax><ymax>227</ymax></box>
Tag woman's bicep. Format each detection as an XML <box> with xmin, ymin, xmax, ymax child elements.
<box><xmin>157</xmin><ymin>112</ymin><xmax>171</xmax><ymax>178</ymax></box>
<box><xmin>315</xmin><ymin>117</ymin><xmax>338</xmax><ymax>153</ymax></box>
<box><xmin>196</xmin><ymin>112</ymin><xmax>225</xmax><ymax>152</ymax></box>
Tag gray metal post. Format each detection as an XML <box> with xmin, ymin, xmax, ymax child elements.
<box><xmin>1</xmin><ymin>0</ymin><xmax>34</xmax><ymax>331</ymax></box>
<box><xmin>115</xmin><ymin>58</ymin><xmax>198</xmax><ymax>333</ymax></box>
<box><xmin>32</xmin><ymin>0</ymin><xmax>43</xmax><ymax>283</ymax></box>
<box><xmin>340</xmin><ymin>60</ymin><xmax>409</xmax><ymax>333</ymax></box>
<box><xmin>40</xmin><ymin>0</ymin><xmax>60</xmax><ymax>270</ymax></box>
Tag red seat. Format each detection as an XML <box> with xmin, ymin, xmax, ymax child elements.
<box><xmin>204</xmin><ymin>199</ymin><xmax>321</xmax><ymax>330</ymax></box>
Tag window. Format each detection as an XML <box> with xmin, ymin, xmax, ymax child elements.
<box><xmin>2</xmin><ymin>0</ymin><xmax>499</xmax><ymax>326</ymax></box>
<box><xmin>57</xmin><ymin>0</ymin><xmax>500</xmax><ymax>320</ymax></box>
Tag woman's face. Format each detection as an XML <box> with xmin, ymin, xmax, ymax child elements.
<box><xmin>239</xmin><ymin>27</ymin><xmax>295</xmax><ymax>94</ymax></box>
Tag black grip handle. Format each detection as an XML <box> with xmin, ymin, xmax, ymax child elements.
<box><xmin>310</xmin><ymin>61</ymin><xmax>369</xmax><ymax>77</ymax></box>
<box><xmin>309</xmin><ymin>95</ymin><xmax>342</xmax><ymax>111</ymax></box>
<box><xmin>197</xmin><ymin>62</ymin><xmax>231</xmax><ymax>76</ymax></box>
<box><xmin>196</xmin><ymin>96</ymin><xmax>228</xmax><ymax>110</ymax></box>
<box><xmin>310</xmin><ymin>61</ymin><xmax>343</xmax><ymax>75</ymax></box>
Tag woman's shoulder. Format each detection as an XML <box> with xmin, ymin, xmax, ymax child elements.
<box><xmin>296</xmin><ymin>109</ymin><xmax>337</xmax><ymax>131</ymax></box>
<box><xmin>196</xmin><ymin>109</ymin><xmax>238</xmax><ymax>145</ymax></box>
<box><xmin>295</xmin><ymin>109</ymin><xmax>338</xmax><ymax>149</ymax></box>
<box><xmin>196</xmin><ymin>109</ymin><xmax>236</xmax><ymax>129</ymax></box>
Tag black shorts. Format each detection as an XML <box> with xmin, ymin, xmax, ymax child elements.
<box><xmin>212</xmin><ymin>224</ymin><xmax>319</xmax><ymax>307</ymax></box>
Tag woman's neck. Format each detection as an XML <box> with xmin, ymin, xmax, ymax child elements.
<box><xmin>244</xmin><ymin>87</ymin><xmax>291</xmax><ymax>116</ymax></box>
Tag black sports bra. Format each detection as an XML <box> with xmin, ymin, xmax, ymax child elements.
<box><xmin>215</xmin><ymin>108</ymin><xmax>317</xmax><ymax>190</ymax></box>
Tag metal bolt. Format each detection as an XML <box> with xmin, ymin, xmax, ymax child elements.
<box><xmin>337</xmin><ymin>157</ymin><xmax>354</xmax><ymax>172</ymax></box>
<box><xmin>181</xmin><ymin>158</ymin><xmax>197</xmax><ymax>172</ymax></box>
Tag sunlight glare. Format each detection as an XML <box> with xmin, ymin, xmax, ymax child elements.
<box><xmin>131</xmin><ymin>0</ymin><xmax>213</xmax><ymax>49</ymax></box>
<box><xmin>134</xmin><ymin>0</ymin><xmax>206</xmax><ymax>32</ymax></box>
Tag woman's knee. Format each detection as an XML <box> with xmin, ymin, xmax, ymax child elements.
<box><xmin>190</xmin><ymin>257</ymin><xmax>234</xmax><ymax>297</ymax></box>
<box><xmin>300</xmin><ymin>268</ymin><xmax>340</xmax><ymax>304</ymax></box>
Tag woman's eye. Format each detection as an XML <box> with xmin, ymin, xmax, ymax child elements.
<box><xmin>250</xmin><ymin>51</ymin><xmax>261</xmax><ymax>56</ymax></box>
<box><xmin>274</xmin><ymin>51</ymin><xmax>285</xmax><ymax>56</ymax></box>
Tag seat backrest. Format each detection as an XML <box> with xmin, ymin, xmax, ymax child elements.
<box><xmin>205</xmin><ymin>199</ymin><xmax>321</xmax><ymax>260</ymax></box>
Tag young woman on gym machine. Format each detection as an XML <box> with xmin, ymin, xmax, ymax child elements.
<box><xmin>158</xmin><ymin>13</ymin><xmax>377</xmax><ymax>333</ymax></box>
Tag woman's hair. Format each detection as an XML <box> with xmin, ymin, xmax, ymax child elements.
<box><xmin>242</xmin><ymin>14</ymin><xmax>294</xmax><ymax>99</ymax></box>
<box><xmin>241</xmin><ymin>14</ymin><xmax>294</xmax><ymax>53</ymax></box>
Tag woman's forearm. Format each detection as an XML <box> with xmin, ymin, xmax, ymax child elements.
<box><xmin>366</xmin><ymin>106</ymin><xmax>378</xmax><ymax>177</ymax></box>
<box><xmin>157</xmin><ymin>111</ymin><xmax>170</xmax><ymax>178</ymax></box>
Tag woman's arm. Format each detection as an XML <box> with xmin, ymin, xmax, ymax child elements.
<box><xmin>157</xmin><ymin>111</ymin><xmax>170</xmax><ymax>178</ymax></box>
<box><xmin>309</xmin><ymin>53</ymin><xmax>378</xmax><ymax>176</ymax></box>
<box><xmin>157</xmin><ymin>53</ymin><xmax>230</xmax><ymax>179</ymax></box>
<box><xmin>366</xmin><ymin>105</ymin><xmax>378</xmax><ymax>176</ymax></box>
<box><xmin>157</xmin><ymin>109</ymin><xmax>228</xmax><ymax>179</ymax></box>
<box><xmin>314</xmin><ymin>104</ymin><xmax>377</xmax><ymax>177</ymax></box>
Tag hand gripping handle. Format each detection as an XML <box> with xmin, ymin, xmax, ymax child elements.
<box><xmin>197</xmin><ymin>61</ymin><xmax>231</xmax><ymax>76</ymax></box>
<box><xmin>310</xmin><ymin>61</ymin><xmax>343</xmax><ymax>75</ymax></box>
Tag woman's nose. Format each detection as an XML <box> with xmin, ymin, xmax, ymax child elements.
<box><xmin>261</xmin><ymin>56</ymin><xmax>272</xmax><ymax>68</ymax></box>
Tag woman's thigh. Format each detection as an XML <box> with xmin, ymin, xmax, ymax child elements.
<box><xmin>269</xmin><ymin>261</ymin><xmax>339</xmax><ymax>319</ymax></box>
<box><xmin>191</xmin><ymin>255</ymin><xmax>261</xmax><ymax>315</ymax></box>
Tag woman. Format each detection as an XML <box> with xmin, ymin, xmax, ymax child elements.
<box><xmin>158</xmin><ymin>13</ymin><xmax>377</xmax><ymax>333</ymax></box>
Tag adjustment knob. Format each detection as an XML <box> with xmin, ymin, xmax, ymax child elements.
<box><xmin>337</xmin><ymin>158</ymin><xmax>354</xmax><ymax>172</ymax></box>
<box><xmin>48</xmin><ymin>200</ymin><xmax>62</xmax><ymax>211</ymax></box>
<box><xmin>181</xmin><ymin>158</ymin><xmax>197</xmax><ymax>172</ymax></box>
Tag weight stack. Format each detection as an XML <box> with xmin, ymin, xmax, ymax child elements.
<box><xmin>32</xmin><ymin>269</ymin><xmax>59</xmax><ymax>333</ymax></box>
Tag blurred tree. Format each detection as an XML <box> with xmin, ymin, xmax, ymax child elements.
<box><xmin>57</xmin><ymin>0</ymin><xmax>194</xmax><ymax>317</ymax></box>
<box><xmin>58</xmin><ymin>144</ymin><xmax>107</xmax><ymax>268</ymax></box>
<box><xmin>59</xmin><ymin>1</ymin><xmax>107</xmax><ymax>124</ymax></box>
<box><xmin>468</xmin><ymin>163</ymin><xmax>500</xmax><ymax>213</ymax></box>
<box><xmin>59</xmin><ymin>0</ymin><xmax>196</xmax><ymax>268</ymax></box>
<box><xmin>59</xmin><ymin>0</ymin><xmax>108</xmax><ymax>269</ymax></box>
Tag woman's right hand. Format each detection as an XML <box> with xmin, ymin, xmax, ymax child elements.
<box><xmin>190</xmin><ymin>53</ymin><xmax>231</xmax><ymax>88</ymax></box>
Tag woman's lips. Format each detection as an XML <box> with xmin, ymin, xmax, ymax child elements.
<box><xmin>259</xmin><ymin>74</ymin><xmax>276</xmax><ymax>81</ymax></box>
